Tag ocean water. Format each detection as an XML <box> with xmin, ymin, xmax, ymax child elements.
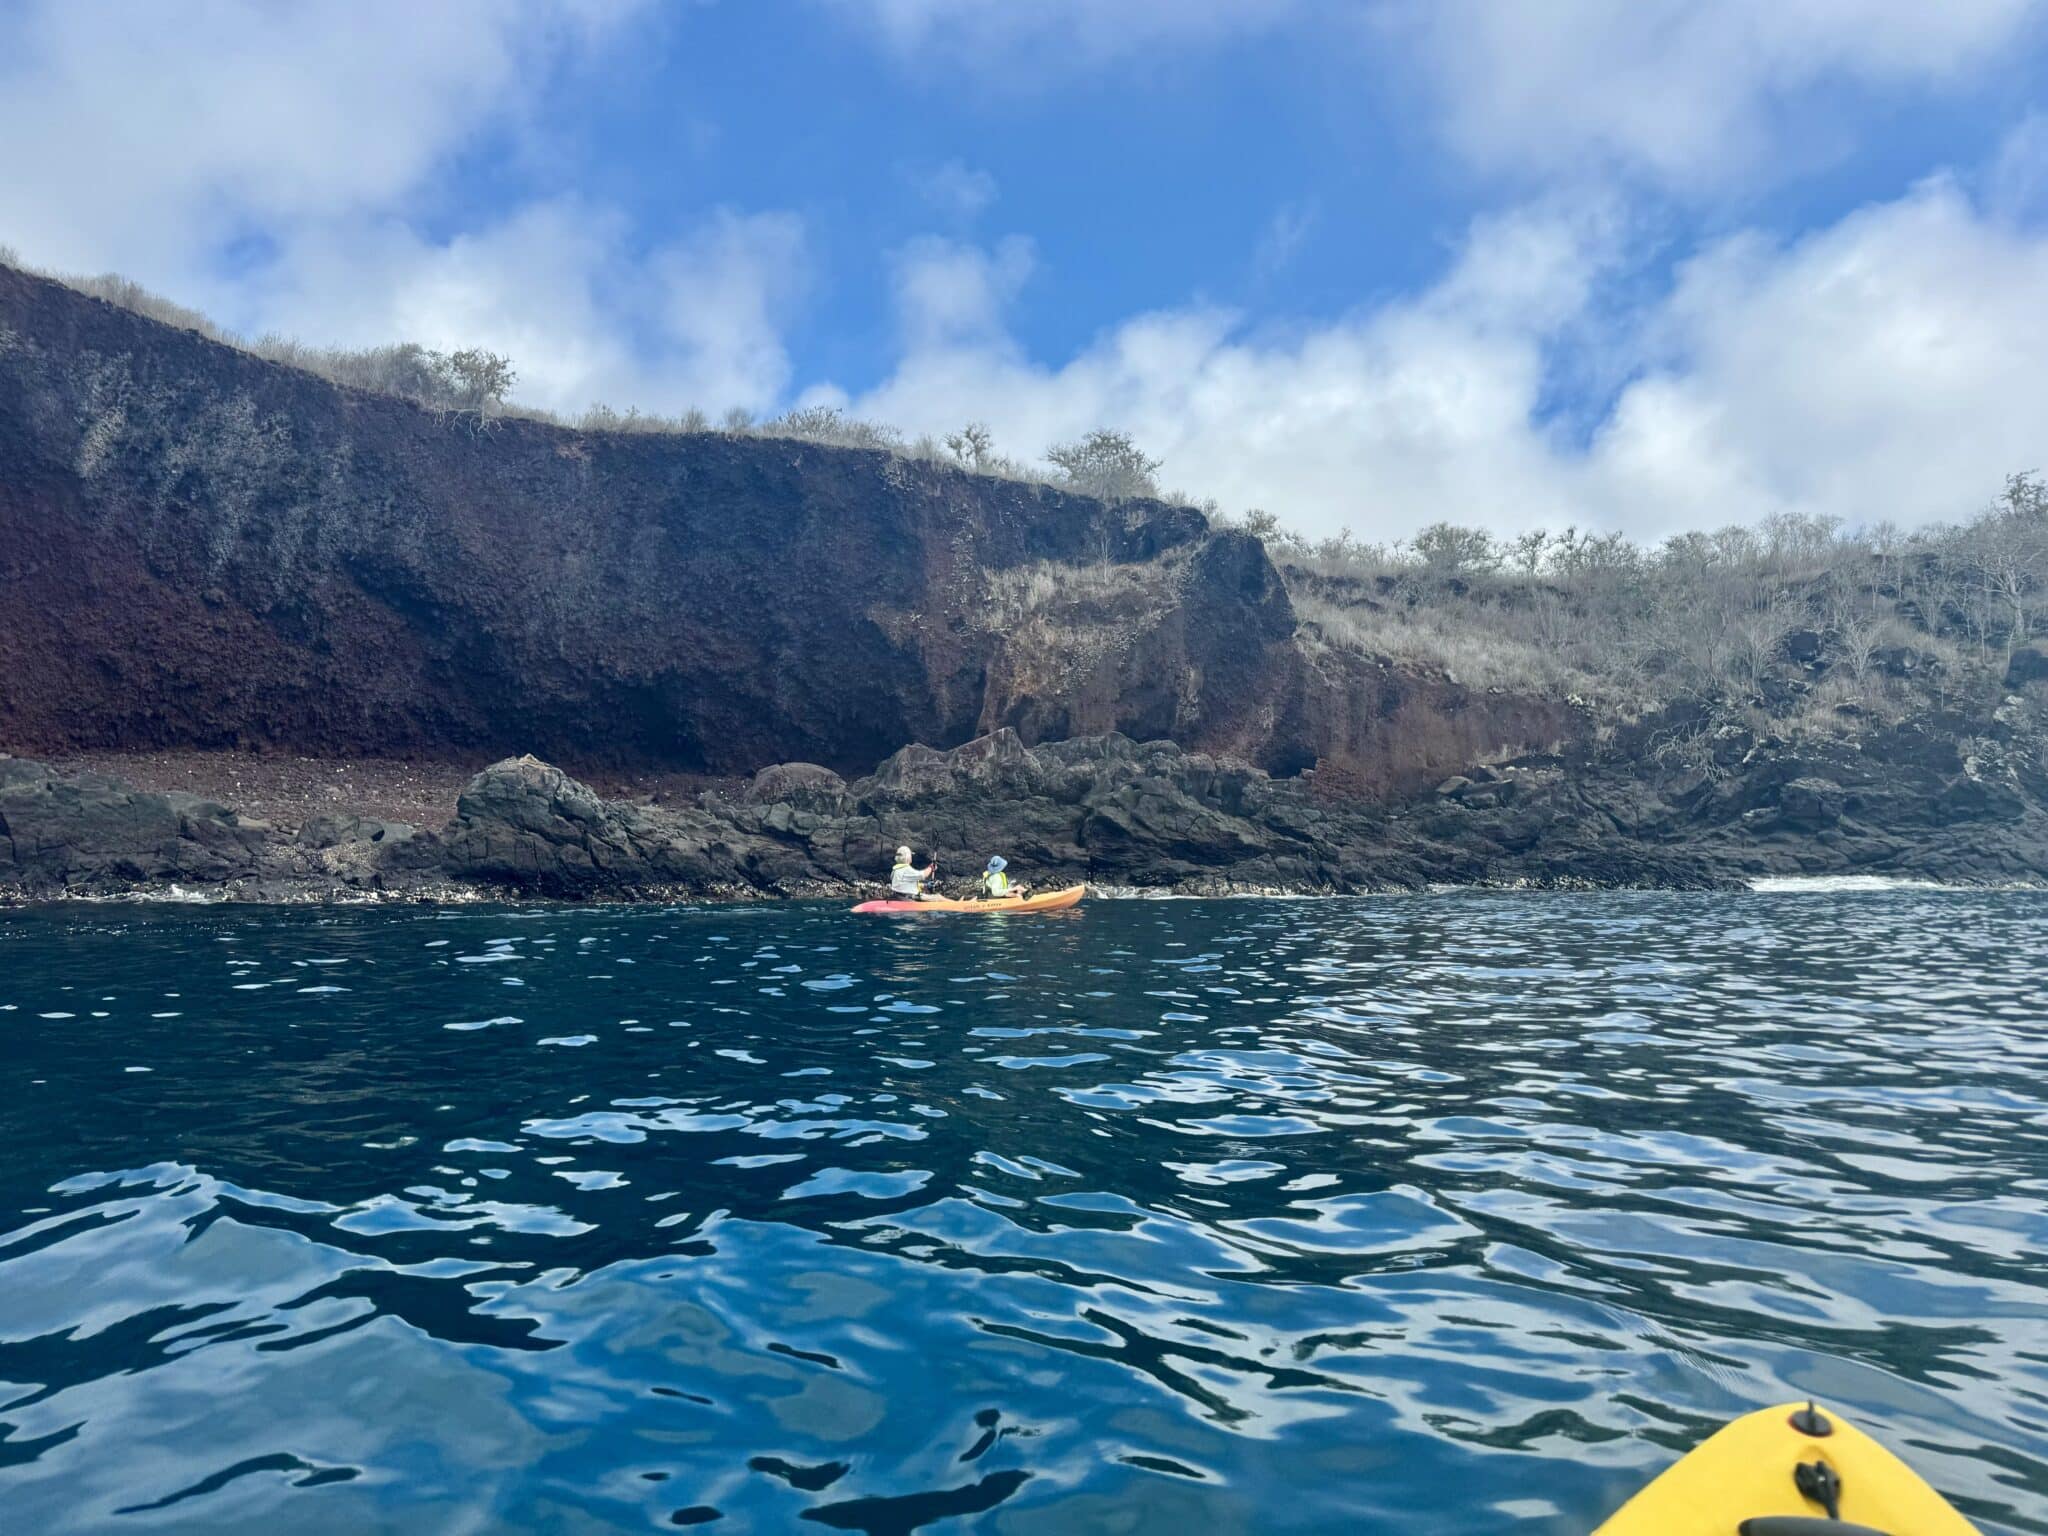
<box><xmin>1</xmin><ymin>892</ymin><xmax>2045</xmax><ymax>1534</ymax></box>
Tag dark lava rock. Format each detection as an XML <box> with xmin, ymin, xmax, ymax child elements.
<box><xmin>440</xmin><ymin>756</ymin><xmax>745</xmax><ymax>895</ymax></box>
<box><xmin>434</xmin><ymin>755</ymin><xmax>826</xmax><ymax>896</ymax></box>
<box><xmin>2006</xmin><ymin>643</ymin><xmax>2048</xmax><ymax>687</ymax></box>
<box><xmin>1782</xmin><ymin>629</ymin><xmax>1825</xmax><ymax>666</ymax></box>
<box><xmin>1700</xmin><ymin>724</ymin><xmax>1760</xmax><ymax>769</ymax></box>
<box><xmin>421</xmin><ymin>735</ymin><xmax>1333</xmax><ymax>899</ymax></box>
<box><xmin>1874</xmin><ymin>645</ymin><xmax>1932</xmax><ymax>678</ymax></box>
<box><xmin>9</xmin><ymin>700</ymin><xmax>2048</xmax><ymax>902</ymax></box>
<box><xmin>1777</xmin><ymin>776</ymin><xmax>1845</xmax><ymax>830</ymax></box>
<box><xmin>419</xmin><ymin>730</ymin><xmax>1741</xmax><ymax>899</ymax></box>
<box><xmin>1937</xmin><ymin>771</ymin><xmax>2026</xmax><ymax>822</ymax></box>
<box><xmin>742</xmin><ymin>763</ymin><xmax>846</xmax><ymax>809</ymax></box>
<box><xmin>0</xmin><ymin>757</ymin><xmax>265</xmax><ymax>887</ymax></box>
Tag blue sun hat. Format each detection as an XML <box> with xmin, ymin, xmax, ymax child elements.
<box><xmin>985</xmin><ymin>856</ymin><xmax>1007</xmax><ymax>872</ymax></box>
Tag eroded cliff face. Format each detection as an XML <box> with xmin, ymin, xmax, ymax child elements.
<box><xmin>8</xmin><ymin>265</ymin><xmax>1414</xmax><ymax>777</ymax></box>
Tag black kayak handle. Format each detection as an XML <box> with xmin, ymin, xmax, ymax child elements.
<box><xmin>1739</xmin><ymin>1520</ymin><xmax>1894</xmax><ymax>1536</ymax></box>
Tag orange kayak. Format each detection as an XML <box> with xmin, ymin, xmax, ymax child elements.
<box><xmin>852</xmin><ymin>884</ymin><xmax>1085</xmax><ymax>915</ymax></box>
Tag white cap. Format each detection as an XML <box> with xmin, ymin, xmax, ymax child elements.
<box><xmin>895</xmin><ymin>844</ymin><xmax>913</xmax><ymax>861</ymax></box>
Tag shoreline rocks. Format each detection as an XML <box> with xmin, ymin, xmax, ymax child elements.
<box><xmin>7</xmin><ymin>720</ymin><xmax>2048</xmax><ymax>905</ymax></box>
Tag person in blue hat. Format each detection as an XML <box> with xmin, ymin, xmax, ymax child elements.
<box><xmin>979</xmin><ymin>855</ymin><xmax>1022</xmax><ymax>900</ymax></box>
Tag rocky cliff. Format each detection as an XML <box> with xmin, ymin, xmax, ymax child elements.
<box><xmin>5</xmin><ymin>260</ymin><xmax>2048</xmax><ymax>900</ymax></box>
<box><xmin>2</xmin><ymin>263</ymin><xmax>1422</xmax><ymax>780</ymax></box>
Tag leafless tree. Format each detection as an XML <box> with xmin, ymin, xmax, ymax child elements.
<box><xmin>945</xmin><ymin>422</ymin><xmax>997</xmax><ymax>470</ymax></box>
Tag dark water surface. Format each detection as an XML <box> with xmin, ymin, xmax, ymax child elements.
<box><xmin>2</xmin><ymin>892</ymin><xmax>2046</xmax><ymax>1534</ymax></box>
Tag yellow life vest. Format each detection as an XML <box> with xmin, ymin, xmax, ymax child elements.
<box><xmin>982</xmin><ymin>870</ymin><xmax>1011</xmax><ymax>897</ymax></box>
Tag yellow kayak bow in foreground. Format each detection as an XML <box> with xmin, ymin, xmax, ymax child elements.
<box><xmin>1595</xmin><ymin>1401</ymin><xmax>1981</xmax><ymax>1534</ymax></box>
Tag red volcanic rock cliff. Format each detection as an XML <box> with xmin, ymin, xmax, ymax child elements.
<box><xmin>0</xmin><ymin>263</ymin><xmax>1563</xmax><ymax>789</ymax></box>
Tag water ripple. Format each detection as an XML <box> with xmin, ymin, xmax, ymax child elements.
<box><xmin>0</xmin><ymin>892</ymin><xmax>2045</xmax><ymax>1531</ymax></box>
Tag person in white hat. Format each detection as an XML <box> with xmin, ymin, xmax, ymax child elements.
<box><xmin>890</xmin><ymin>844</ymin><xmax>936</xmax><ymax>899</ymax></box>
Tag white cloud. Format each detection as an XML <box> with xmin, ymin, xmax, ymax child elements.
<box><xmin>1379</xmin><ymin>0</ymin><xmax>2045</xmax><ymax>187</ymax></box>
<box><xmin>830</xmin><ymin>1</ymin><xmax>2042</xmax><ymax>193</ymax></box>
<box><xmin>891</xmin><ymin>235</ymin><xmax>1035</xmax><ymax>351</ymax></box>
<box><xmin>0</xmin><ymin>0</ymin><xmax>641</xmax><ymax>279</ymax></box>
<box><xmin>843</xmin><ymin>180</ymin><xmax>2048</xmax><ymax>542</ymax></box>
<box><xmin>651</xmin><ymin>210</ymin><xmax>812</xmax><ymax>413</ymax></box>
<box><xmin>1986</xmin><ymin>111</ymin><xmax>2048</xmax><ymax>223</ymax></box>
<box><xmin>1251</xmin><ymin>201</ymin><xmax>1318</xmax><ymax>284</ymax></box>
<box><xmin>1590</xmin><ymin>177</ymin><xmax>2048</xmax><ymax>531</ymax></box>
<box><xmin>0</xmin><ymin>1</ymin><xmax>810</xmax><ymax>420</ymax></box>
<box><xmin>916</xmin><ymin>160</ymin><xmax>999</xmax><ymax>220</ymax></box>
<box><xmin>250</xmin><ymin>204</ymin><xmax>639</xmax><ymax>408</ymax></box>
<box><xmin>847</xmin><ymin>199</ymin><xmax>1624</xmax><ymax>530</ymax></box>
<box><xmin>237</xmin><ymin>203</ymin><xmax>808</xmax><ymax>419</ymax></box>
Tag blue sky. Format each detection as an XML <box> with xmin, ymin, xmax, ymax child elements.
<box><xmin>3</xmin><ymin>1</ymin><xmax>2047</xmax><ymax>540</ymax></box>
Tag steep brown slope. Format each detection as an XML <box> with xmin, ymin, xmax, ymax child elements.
<box><xmin>0</xmin><ymin>263</ymin><xmax>1588</xmax><ymax>790</ymax></box>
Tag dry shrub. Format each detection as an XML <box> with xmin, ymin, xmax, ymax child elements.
<box><xmin>984</xmin><ymin>559</ymin><xmax>1172</xmax><ymax>625</ymax></box>
<box><xmin>1292</xmin><ymin>592</ymin><xmax>1612</xmax><ymax>699</ymax></box>
<box><xmin>1276</xmin><ymin>477</ymin><xmax>2048</xmax><ymax>735</ymax></box>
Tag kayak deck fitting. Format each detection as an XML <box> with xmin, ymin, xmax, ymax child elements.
<box><xmin>851</xmin><ymin>885</ymin><xmax>1086</xmax><ymax>914</ymax></box>
<box><xmin>1594</xmin><ymin>1400</ymin><xmax>1981</xmax><ymax>1534</ymax></box>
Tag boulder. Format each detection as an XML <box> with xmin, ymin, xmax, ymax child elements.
<box><xmin>440</xmin><ymin>756</ymin><xmax>648</xmax><ymax>892</ymax></box>
<box><xmin>1777</xmin><ymin>777</ymin><xmax>1845</xmax><ymax>831</ymax></box>
<box><xmin>1781</xmin><ymin>629</ymin><xmax>1825</xmax><ymax>666</ymax></box>
<box><xmin>0</xmin><ymin>758</ymin><xmax>265</xmax><ymax>886</ymax></box>
<box><xmin>2005</xmin><ymin>642</ymin><xmax>2048</xmax><ymax>688</ymax></box>
<box><xmin>1937</xmin><ymin>772</ymin><xmax>2025</xmax><ymax>823</ymax></box>
<box><xmin>866</xmin><ymin>729</ymin><xmax>1039</xmax><ymax>800</ymax></box>
<box><xmin>438</xmin><ymin>755</ymin><xmax>810</xmax><ymax>896</ymax></box>
<box><xmin>742</xmin><ymin>762</ymin><xmax>847</xmax><ymax>808</ymax></box>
